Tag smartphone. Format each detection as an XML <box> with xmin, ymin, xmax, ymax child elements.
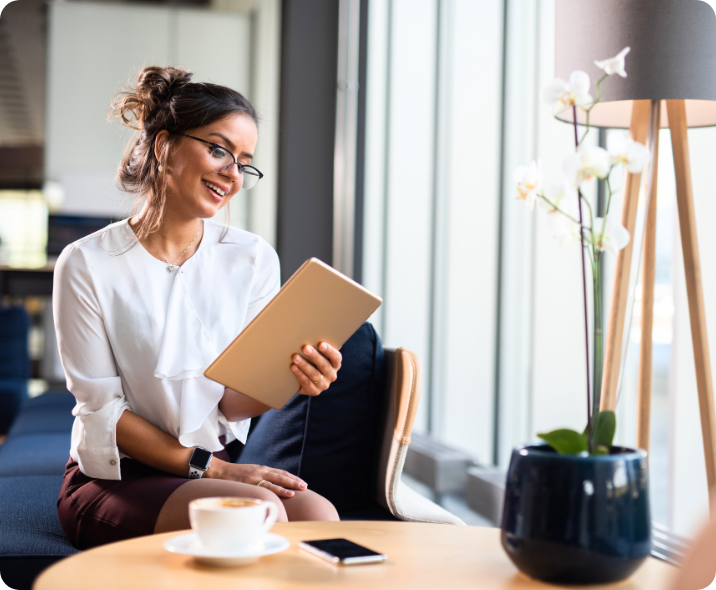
<box><xmin>298</xmin><ymin>538</ymin><xmax>387</xmax><ymax>565</ymax></box>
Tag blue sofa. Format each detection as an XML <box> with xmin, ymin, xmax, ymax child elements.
<box><xmin>0</xmin><ymin>391</ymin><xmax>79</xmax><ymax>590</ymax></box>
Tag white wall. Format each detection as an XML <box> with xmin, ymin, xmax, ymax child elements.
<box><xmin>46</xmin><ymin>2</ymin><xmax>252</xmax><ymax>224</ymax></box>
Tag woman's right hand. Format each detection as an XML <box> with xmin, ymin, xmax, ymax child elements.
<box><xmin>206</xmin><ymin>458</ymin><xmax>308</xmax><ymax>498</ymax></box>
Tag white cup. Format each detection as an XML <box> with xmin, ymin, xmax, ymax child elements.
<box><xmin>189</xmin><ymin>497</ymin><xmax>278</xmax><ymax>553</ymax></box>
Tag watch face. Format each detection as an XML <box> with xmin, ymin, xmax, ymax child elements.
<box><xmin>190</xmin><ymin>447</ymin><xmax>213</xmax><ymax>470</ymax></box>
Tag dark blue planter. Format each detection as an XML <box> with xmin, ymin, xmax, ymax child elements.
<box><xmin>501</xmin><ymin>444</ymin><xmax>651</xmax><ymax>585</ymax></box>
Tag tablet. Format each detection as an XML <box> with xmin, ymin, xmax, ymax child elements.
<box><xmin>204</xmin><ymin>258</ymin><xmax>383</xmax><ymax>409</ymax></box>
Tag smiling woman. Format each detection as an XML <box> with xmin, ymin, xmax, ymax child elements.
<box><xmin>52</xmin><ymin>66</ymin><xmax>340</xmax><ymax>551</ymax></box>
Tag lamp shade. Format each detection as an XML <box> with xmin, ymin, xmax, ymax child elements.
<box><xmin>555</xmin><ymin>0</ymin><xmax>716</xmax><ymax>128</ymax></box>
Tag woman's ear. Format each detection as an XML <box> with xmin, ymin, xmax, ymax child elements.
<box><xmin>154</xmin><ymin>129</ymin><xmax>170</xmax><ymax>164</ymax></box>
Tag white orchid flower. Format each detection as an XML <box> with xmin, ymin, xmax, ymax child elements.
<box><xmin>515</xmin><ymin>160</ymin><xmax>542</xmax><ymax>209</ymax></box>
<box><xmin>594</xmin><ymin>47</ymin><xmax>630</xmax><ymax>78</ymax></box>
<box><xmin>607</xmin><ymin>134</ymin><xmax>650</xmax><ymax>173</ymax></box>
<box><xmin>539</xmin><ymin>180</ymin><xmax>578</xmax><ymax>214</ymax></box>
<box><xmin>588</xmin><ymin>215</ymin><xmax>631</xmax><ymax>255</ymax></box>
<box><xmin>547</xmin><ymin>199</ymin><xmax>582</xmax><ymax>245</ymax></box>
<box><xmin>563</xmin><ymin>145</ymin><xmax>611</xmax><ymax>187</ymax></box>
<box><xmin>541</xmin><ymin>71</ymin><xmax>594</xmax><ymax>115</ymax></box>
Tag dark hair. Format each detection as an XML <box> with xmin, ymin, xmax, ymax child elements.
<box><xmin>109</xmin><ymin>66</ymin><xmax>258</xmax><ymax>240</ymax></box>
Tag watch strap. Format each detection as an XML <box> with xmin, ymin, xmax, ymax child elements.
<box><xmin>187</xmin><ymin>447</ymin><xmax>213</xmax><ymax>479</ymax></box>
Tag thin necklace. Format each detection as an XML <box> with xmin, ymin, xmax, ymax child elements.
<box><xmin>151</xmin><ymin>224</ymin><xmax>202</xmax><ymax>273</ymax></box>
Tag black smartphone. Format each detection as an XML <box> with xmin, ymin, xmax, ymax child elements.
<box><xmin>298</xmin><ymin>538</ymin><xmax>387</xmax><ymax>565</ymax></box>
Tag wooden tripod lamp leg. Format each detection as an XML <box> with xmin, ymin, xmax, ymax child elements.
<box><xmin>601</xmin><ymin>100</ymin><xmax>651</xmax><ymax>412</ymax></box>
<box><xmin>667</xmin><ymin>99</ymin><xmax>716</xmax><ymax>503</ymax></box>
<box><xmin>636</xmin><ymin>103</ymin><xmax>661</xmax><ymax>453</ymax></box>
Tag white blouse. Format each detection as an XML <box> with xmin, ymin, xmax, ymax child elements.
<box><xmin>52</xmin><ymin>218</ymin><xmax>280</xmax><ymax>480</ymax></box>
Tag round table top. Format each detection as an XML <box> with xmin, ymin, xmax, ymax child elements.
<box><xmin>34</xmin><ymin>521</ymin><xmax>678</xmax><ymax>590</ymax></box>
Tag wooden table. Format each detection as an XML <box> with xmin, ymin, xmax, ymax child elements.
<box><xmin>34</xmin><ymin>522</ymin><xmax>678</xmax><ymax>590</ymax></box>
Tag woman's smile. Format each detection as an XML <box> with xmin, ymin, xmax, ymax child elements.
<box><xmin>202</xmin><ymin>179</ymin><xmax>229</xmax><ymax>203</ymax></box>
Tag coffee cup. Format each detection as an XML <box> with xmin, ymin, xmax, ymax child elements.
<box><xmin>189</xmin><ymin>497</ymin><xmax>278</xmax><ymax>553</ymax></box>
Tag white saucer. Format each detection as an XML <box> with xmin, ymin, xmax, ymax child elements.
<box><xmin>164</xmin><ymin>532</ymin><xmax>290</xmax><ymax>567</ymax></box>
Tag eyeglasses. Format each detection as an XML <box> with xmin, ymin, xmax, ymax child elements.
<box><xmin>176</xmin><ymin>133</ymin><xmax>263</xmax><ymax>190</ymax></box>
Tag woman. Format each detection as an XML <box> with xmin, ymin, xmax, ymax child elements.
<box><xmin>54</xmin><ymin>66</ymin><xmax>340</xmax><ymax>550</ymax></box>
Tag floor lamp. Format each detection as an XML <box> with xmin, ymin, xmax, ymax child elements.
<box><xmin>556</xmin><ymin>0</ymin><xmax>716</xmax><ymax>510</ymax></box>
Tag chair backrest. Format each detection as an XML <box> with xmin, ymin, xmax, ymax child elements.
<box><xmin>376</xmin><ymin>347</ymin><xmax>421</xmax><ymax>512</ymax></box>
<box><xmin>375</xmin><ymin>347</ymin><xmax>466</xmax><ymax>525</ymax></box>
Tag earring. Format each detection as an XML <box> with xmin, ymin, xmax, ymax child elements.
<box><xmin>158</xmin><ymin>164</ymin><xmax>163</xmax><ymax>172</ymax></box>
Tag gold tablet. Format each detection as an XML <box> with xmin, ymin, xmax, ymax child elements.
<box><xmin>204</xmin><ymin>258</ymin><xmax>383</xmax><ymax>409</ymax></box>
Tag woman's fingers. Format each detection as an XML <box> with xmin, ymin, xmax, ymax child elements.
<box><xmin>291</xmin><ymin>362</ymin><xmax>322</xmax><ymax>396</ymax></box>
<box><xmin>220</xmin><ymin>463</ymin><xmax>308</xmax><ymax>497</ymax></box>
<box><xmin>260</xmin><ymin>468</ymin><xmax>307</xmax><ymax>498</ymax></box>
<box><xmin>317</xmin><ymin>342</ymin><xmax>342</xmax><ymax>370</ymax></box>
<box><xmin>290</xmin><ymin>343</ymin><xmax>343</xmax><ymax>396</ymax></box>
<box><xmin>303</xmin><ymin>344</ymin><xmax>341</xmax><ymax>376</ymax></box>
<box><xmin>265</xmin><ymin>468</ymin><xmax>307</xmax><ymax>490</ymax></box>
<box><xmin>300</xmin><ymin>344</ymin><xmax>341</xmax><ymax>380</ymax></box>
<box><xmin>293</xmin><ymin>354</ymin><xmax>324</xmax><ymax>383</ymax></box>
<box><xmin>260</xmin><ymin>480</ymin><xmax>296</xmax><ymax>498</ymax></box>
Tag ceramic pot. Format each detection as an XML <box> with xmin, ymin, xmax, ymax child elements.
<box><xmin>501</xmin><ymin>444</ymin><xmax>651</xmax><ymax>585</ymax></box>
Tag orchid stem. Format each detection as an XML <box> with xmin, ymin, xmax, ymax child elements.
<box><xmin>573</xmin><ymin>105</ymin><xmax>593</xmax><ymax>452</ymax></box>
<box><xmin>578</xmin><ymin>74</ymin><xmax>608</xmax><ymax>146</ymax></box>
<box><xmin>597</xmin><ymin>174</ymin><xmax>616</xmax><ymax>248</ymax></box>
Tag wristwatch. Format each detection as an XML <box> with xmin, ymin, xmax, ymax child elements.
<box><xmin>188</xmin><ymin>447</ymin><xmax>213</xmax><ymax>479</ymax></box>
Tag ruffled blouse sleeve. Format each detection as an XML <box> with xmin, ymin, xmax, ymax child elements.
<box><xmin>245</xmin><ymin>237</ymin><xmax>281</xmax><ymax>325</ymax></box>
<box><xmin>217</xmin><ymin>237</ymin><xmax>281</xmax><ymax>440</ymax></box>
<box><xmin>153</xmin><ymin>235</ymin><xmax>280</xmax><ymax>449</ymax></box>
<box><xmin>53</xmin><ymin>244</ymin><xmax>131</xmax><ymax>480</ymax></box>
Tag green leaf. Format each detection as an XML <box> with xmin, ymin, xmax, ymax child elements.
<box><xmin>592</xmin><ymin>410</ymin><xmax>616</xmax><ymax>448</ymax></box>
<box><xmin>537</xmin><ymin>429</ymin><xmax>589</xmax><ymax>455</ymax></box>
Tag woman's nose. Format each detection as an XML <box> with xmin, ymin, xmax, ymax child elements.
<box><xmin>221</xmin><ymin>162</ymin><xmax>242</xmax><ymax>183</ymax></box>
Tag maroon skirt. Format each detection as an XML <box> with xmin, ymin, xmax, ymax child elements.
<box><xmin>57</xmin><ymin>449</ymin><xmax>230</xmax><ymax>550</ymax></box>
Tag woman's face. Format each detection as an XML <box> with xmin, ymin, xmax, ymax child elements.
<box><xmin>157</xmin><ymin>113</ymin><xmax>259</xmax><ymax>220</ymax></box>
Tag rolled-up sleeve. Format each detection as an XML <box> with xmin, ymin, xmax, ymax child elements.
<box><xmin>53</xmin><ymin>244</ymin><xmax>130</xmax><ymax>480</ymax></box>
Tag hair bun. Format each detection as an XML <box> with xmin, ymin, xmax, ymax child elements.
<box><xmin>110</xmin><ymin>66</ymin><xmax>193</xmax><ymax>129</ymax></box>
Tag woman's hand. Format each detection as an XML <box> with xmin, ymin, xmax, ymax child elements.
<box><xmin>291</xmin><ymin>342</ymin><xmax>342</xmax><ymax>396</ymax></box>
<box><xmin>206</xmin><ymin>458</ymin><xmax>308</xmax><ymax>498</ymax></box>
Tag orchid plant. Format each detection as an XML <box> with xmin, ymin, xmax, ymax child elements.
<box><xmin>516</xmin><ymin>47</ymin><xmax>650</xmax><ymax>455</ymax></box>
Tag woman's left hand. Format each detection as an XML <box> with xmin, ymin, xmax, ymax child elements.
<box><xmin>291</xmin><ymin>342</ymin><xmax>342</xmax><ymax>396</ymax></box>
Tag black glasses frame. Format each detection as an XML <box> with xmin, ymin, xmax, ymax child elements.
<box><xmin>175</xmin><ymin>133</ymin><xmax>264</xmax><ymax>183</ymax></box>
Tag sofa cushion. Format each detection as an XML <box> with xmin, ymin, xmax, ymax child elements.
<box><xmin>0</xmin><ymin>378</ymin><xmax>29</xmax><ymax>435</ymax></box>
<box><xmin>19</xmin><ymin>391</ymin><xmax>75</xmax><ymax>413</ymax></box>
<box><xmin>239</xmin><ymin>322</ymin><xmax>386</xmax><ymax>512</ymax></box>
<box><xmin>0</xmin><ymin>307</ymin><xmax>30</xmax><ymax>435</ymax></box>
<box><xmin>0</xmin><ymin>307</ymin><xmax>30</xmax><ymax>378</ymax></box>
<box><xmin>0</xmin><ymin>433</ymin><xmax>72</xmax><ymax>477</ymax></box>
<box><xmin>0</xmin><ymin>475</ymin><xmax>78</xmax><ymax>590</ymax></box>
<box><xmin>8</xmin><ymin>394</ymin><xmax>75</xmax><ymax>438</ymax></box>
